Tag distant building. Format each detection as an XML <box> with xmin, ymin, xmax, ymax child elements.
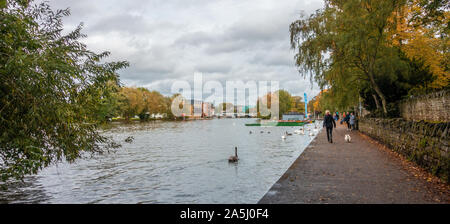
<box><xmin>202</xmin><ymin>102</ymin><xmax>214</xmax><ymax>118</ymax></box>
<box><xmin>282</xmin><ymin>112</ymin><xmax>305</xmax><ymax>120</ymax></box>
<box><xmin>179</xmin><ymin>99</ymin><xmax>214</xmax><ymax>118</ymax></box>
<box><xmin>235</xmin><ymin>105</ymin><xmax>245</xmax><ymax>117</ymax></box>
<box><xmin>187</xmin><ymin>99</ymin><xmax>203</xmax><ymax>118</ymax></box>
<box><xmin>248</xmin><ymin>107</ymin><xmax>257</xmax><ymax>117</ymax></box>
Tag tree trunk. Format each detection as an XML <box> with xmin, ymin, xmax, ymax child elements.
<box><xmin>372</xmin><ymin>94</ymin><xmax>380</xmax><ymax>110</ymax></box>
<box><xmin>372</xmin><ymin>84</ymin><xmax>388</xmax><ymax>114</ymax></box>
<box><xmin>367</xmin><ymin>72</ymin><xmax>388</xmax><ymax>114</ymax></box>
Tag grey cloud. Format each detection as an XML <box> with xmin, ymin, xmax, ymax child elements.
<box><xmin>85</xmin><ymin>14</ymin><xmax>183</xmax><ymax>36</ymax></box>
<box><xmin>45</xmin><ymin>0</ymin><xmax>323</xmax><ymax>102</ymax></box>
<box><xmin>174</xmin><ymin>31</ymin><xmax>215</xmax><ymax>46</ymax></box>
<box><xmin>195</xmin><ymin>61</ymin><xmax>233</xmax><ymax>74</ymax></box>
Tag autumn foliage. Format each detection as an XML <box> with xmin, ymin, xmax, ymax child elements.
<box><xmin>290</xmin><ymin>0</ymin><xmax>449</xmax><ymax>115</ymax></box>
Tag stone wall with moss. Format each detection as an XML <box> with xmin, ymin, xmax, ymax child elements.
<box><xmin>399</xmin><ymin>90</ymin><xmax>449</xmax><ymax>122</ymax></box>
<box><xmin>359</xmin><ymin>118</ymin><xmax>449</xmax><ymax>182</ymax></box>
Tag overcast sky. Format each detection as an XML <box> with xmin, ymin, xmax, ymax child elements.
<box><xmin>46</xmin><ymin>0</ymin><xmax>324</xmax><ymax>104</ymax></box>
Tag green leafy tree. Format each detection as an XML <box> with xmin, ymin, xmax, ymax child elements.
<box><xmin>164</xmin><ymin>93</ymin><xmax>181</xmax><ymax>120</ymax></box>
<box><xmin>291</xmin><ymin>0</ymin><xmax>406</xmax><ymax>114</ymax></box>
<box><xmin>92</xmin><ymin>80</ymin><xmax>123</xmax><ymax>122</ymax></box>
<box><xmin>290</xmin><ymin>96</ymin><xmax>305</xmax><ymax>113</ymax></box>
<box><xmin>117</xmin><ymin>87</ymin><xmax>176</xmax><ymax>121</ymax></box>
<box><xmin>276</xmin><ymin>90</ymin><xmax>292</xmax><ymax>119</ymax></box>
<box><xmin>257</xmin><ymin>90</ymin><xmax>292</xmax><ymax>119</ymax></box>
<box><xmin>290</xmin><ymin>0</ymin><xmax>446</xmax><ymax>116</ymax></box>
<box><xmin>0</xmin><ymin>1</ymin><xmax>129</xmax><ymax>181</ymax></box>
<box><xmin>118</xmin><ymin>87</ymin><xmax>144</xmax><ymax>120</ymax></box>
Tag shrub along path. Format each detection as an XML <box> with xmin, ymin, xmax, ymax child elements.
<box><xmin>259</xmin><ymin>123</ymin><xmax>449</xmax><ymax>204</ymax></box>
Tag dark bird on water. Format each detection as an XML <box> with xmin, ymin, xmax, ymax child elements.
<box><xmin>228</xmin><ymin>147</ymin><xmax>239</xmax><ymax>163</ymax></box>
<box><xmin>125</xmin><ymin>136</ymin><xmax>134</xmax><ymax>143</ymax></box>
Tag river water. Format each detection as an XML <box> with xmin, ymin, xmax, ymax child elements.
<box><xmin>1</xmin><ymin>118</ymin><xmax>321</xmax><ymax>204</ymax></box>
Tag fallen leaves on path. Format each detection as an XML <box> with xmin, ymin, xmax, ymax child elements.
<box><xmin>358</xmin><ymin>131</ymin><xmax>450</xmax><ymax>203</ymax></box>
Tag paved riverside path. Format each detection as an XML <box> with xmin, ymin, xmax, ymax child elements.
<box><xmin>259</xmin><ymin>123</ymin><xmax>449</xmax><ymax>204</ymax></box>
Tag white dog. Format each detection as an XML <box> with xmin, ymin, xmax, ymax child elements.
<box><xmin>344</xmin><ymin>134</ymin><xmax>351</xmax><ymax>143</ymax></box>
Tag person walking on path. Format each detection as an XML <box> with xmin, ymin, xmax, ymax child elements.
<box><xmin>349</xmin><ymin>112</ymin><xmax>356</xmax><ymax>131</ymax></box>
<box><xmin>323</xmin><ymin>110</ymin><xmax>336</xmax><ymax>143</ymax></box>
<box><xmin>344</xmin><ymin>112</ymin><xmax>351</xmax><ymax>130</ymax></box>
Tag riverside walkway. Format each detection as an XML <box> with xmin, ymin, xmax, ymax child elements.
<box><xmin>259</xmin><ymin>123</ymin><xmax>449</xmax><ymax>204</ymax></box>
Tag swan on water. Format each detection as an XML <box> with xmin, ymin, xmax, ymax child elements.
<box><xmin>228</xmin><ymin>147</ymin><xmax>239</xmax><ymax>162</ymax></box>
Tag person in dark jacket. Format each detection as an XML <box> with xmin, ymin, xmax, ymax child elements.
<box><xmin>344</xmin><ymin>112</ymin><xmax>351</xmax><ymax>130</ymax></box>
<box><xmin>323</xmin><ymin>110</ymin><xmax>336</xmax><ymax>143</ymax></box>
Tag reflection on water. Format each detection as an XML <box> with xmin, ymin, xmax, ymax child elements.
<box><xmin>1</xmin><ymin>119</ymin><xmax>321</xmax><ymax>204</ymax></box>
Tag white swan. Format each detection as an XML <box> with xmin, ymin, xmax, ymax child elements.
<box><xmin>296</xmin><ymin>128</ymin><xmax>305</xmax><ymax>135</ymax></box>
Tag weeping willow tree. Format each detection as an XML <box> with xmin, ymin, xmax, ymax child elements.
<box><xmin>322</xmin><ymin>67</ymin><xmax>361</xmax><ymax>112</ymax></box>
<box><xmin>290</xmin><ymin>0</ymin><xmax>446</xmax><ymax>115</ymax></box>
<box><xmin>290</xmin><ymin>0</ymin><xmax>407</xmax><ymax>114</ymax></box>
<box><xmin>0</xmin><ymin>1</ymin><xmax>129</xmax><ymax>181</ymax></box>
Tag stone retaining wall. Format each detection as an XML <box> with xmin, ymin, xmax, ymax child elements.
<box><xmin>399</xmin><ymin>90</ymin><xmax>449</xmax><ymax>122</ymax></box>
<box><xmin>359</xmin><ymin>118</ymin><xmax>449</xmax><ymax>182</ymax></box>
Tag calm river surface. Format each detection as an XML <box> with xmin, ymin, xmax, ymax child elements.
<box><xmin>1</xmin><ymin>118</ymin><xmax>321</xmax><ymax>204</ymax></box>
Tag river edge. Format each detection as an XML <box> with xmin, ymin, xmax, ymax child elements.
<box><xmin>257</xmin><ymin>127</ymin><xmax>323</xmax><ymax>203</ymax></box>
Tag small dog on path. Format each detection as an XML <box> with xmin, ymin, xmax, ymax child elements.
<box><xmin>344</xmin><ymin>134</ymin><xmax>351</xmax><ymax>143</ymax></box>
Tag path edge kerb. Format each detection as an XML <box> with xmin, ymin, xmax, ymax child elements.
<box><xmin>257</xmin><ymin>127</ymin><xmax>324</xmax><ymax>203</ymax></box>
